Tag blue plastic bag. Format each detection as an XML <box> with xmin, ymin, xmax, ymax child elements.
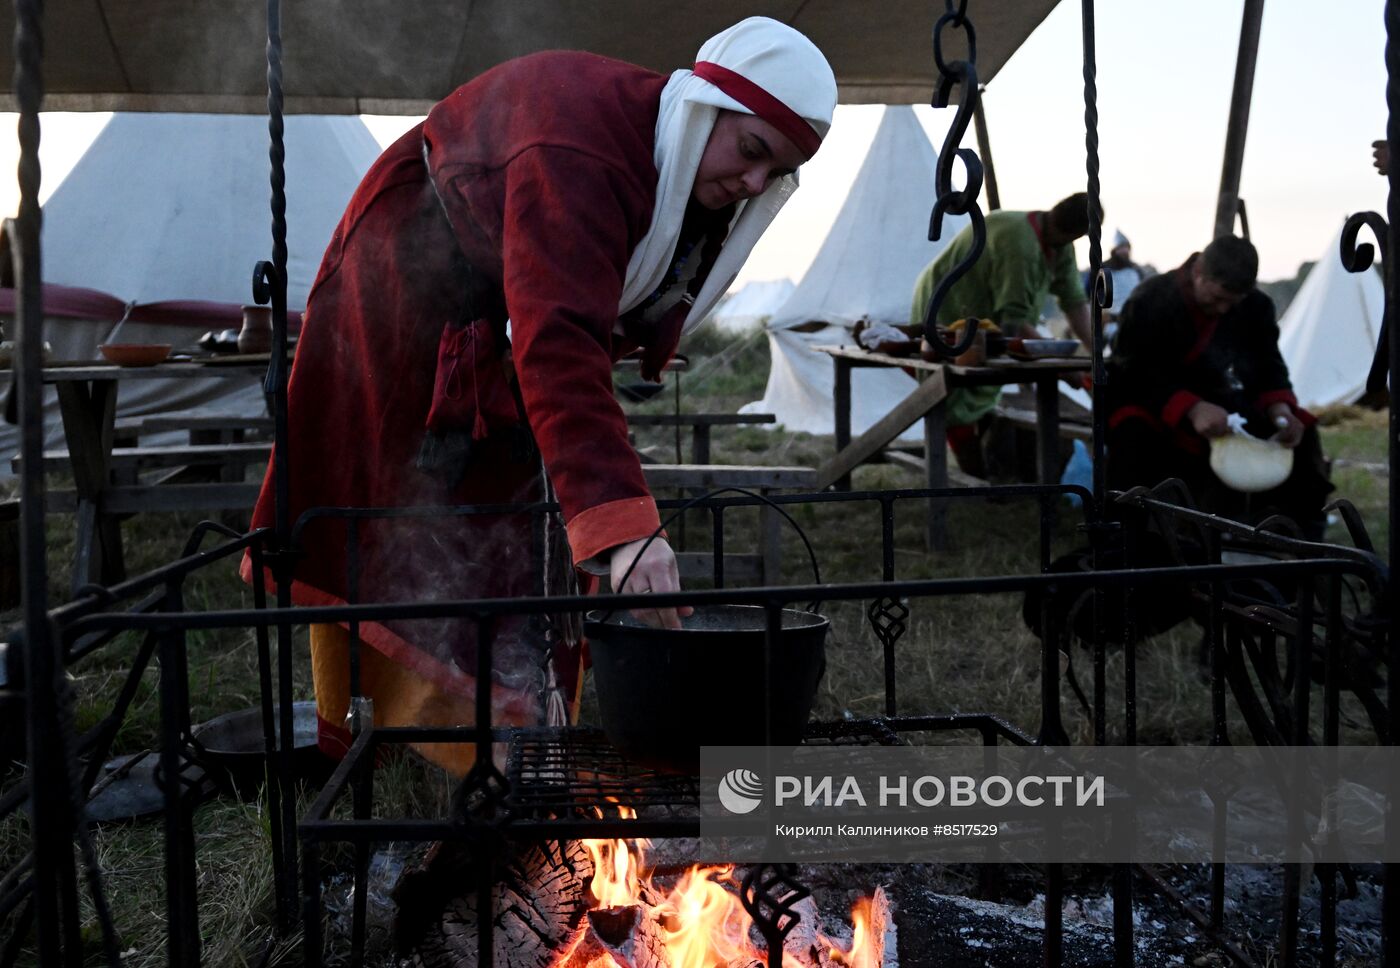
<box><xmin>1060</xmin><ymin>438</ymin><xmax>1092</xmax><ymax>507</ymax></box>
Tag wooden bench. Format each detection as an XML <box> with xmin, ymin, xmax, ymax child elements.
<box><xmin>19</xmin><ymin>439</ymin><xmax>812</xmax><ymax>585</ymax></box>
<box><xmin>14</xmin><ymin>441</ymin><xmax>271</xmax><ymax>476</ymax></box>
<box><xmin>639</xmin><ymin>463</ymin><xmax>813</xmax><ymax>490</ymax></box>
<box><xmin>16</xmin><ymin>442</ymin><xmax>269</xmax><ymax>520</ymax></box>
<box><xmin>105</xmin><ymin>414</ymin><xmax>272</xmax><ymax>491</ymax></box>
<box><xmin>114</xmin><ymin>412</ymin><xmax>273</xmax><ymax>444</ymax></box>
<box><xmin>994</xmin><ymin>405</ymin><xmax>1092</xmax><ymax>442</ymax></box>
<box><xmin>627</xmin><ymin>412</ymin><xmax>775</xmax><ymax>464</ymax></box>
<box><xmin>640</xmin><ymin>463</ymin><xmax>816</xmax><ymax>585</ymax></box>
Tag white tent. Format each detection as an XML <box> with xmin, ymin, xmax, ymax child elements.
<box><xmin>2</xmin><ymin>113</ymin><xmax>380</xmax><ymax>462</ymax></box>
<box><xmin>741</xmin><ymin>106</ymin><xmax>967</xmax><ymax>439</ymax></box>
<box><xmin>711</xmin><ymin>279</ymin><xmax>795</xmax><ymax>332</ymax></box>
<box><xmin>43</xmin><ymin>112</ymin><xmax>380</xmax><ymax>309</ymax></box>
<box><xmin>1277</xmin><ymin>225</ymin><xmax>1385</xmax><ymax>410</ymax></box>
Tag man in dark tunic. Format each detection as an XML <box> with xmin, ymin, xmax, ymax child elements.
<box><xmin>1105</xmin><ymin>235</ymin><xmax>1332</xmax><ymax>537</ymax></box>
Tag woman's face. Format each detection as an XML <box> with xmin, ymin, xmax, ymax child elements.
<box><xmin>692</xmin><ymin>110</ymin><xmax>807</xmax><ymax>210</ymax></box>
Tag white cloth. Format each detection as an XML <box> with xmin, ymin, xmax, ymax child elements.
<box><xmin>856</xmin><ymin>322</ymin><xmax>908</xmax><ymax>350</ymax></box>
<box><xmin>618</xmin><ymin>16</ymin><xmax>836</xmax><ymax>336</ymax></box>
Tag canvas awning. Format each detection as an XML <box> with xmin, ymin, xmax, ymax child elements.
<box><xmin>0</xmin><ymin>0</ymin><xmax>1060</xmax><ymax>114</ymax></box>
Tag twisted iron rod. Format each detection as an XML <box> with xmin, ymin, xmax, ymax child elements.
<box><xmin>1384</xmin><ymin>3</ymin><xmax>1400</xmax><ymax>963</ymax></box>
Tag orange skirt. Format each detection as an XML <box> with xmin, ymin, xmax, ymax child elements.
<box><xmin>310</xmin><ymin>623</ymin><xmax>583</xmax><ymax>776</ymax></box>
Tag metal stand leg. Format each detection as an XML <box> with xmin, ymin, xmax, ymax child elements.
<box><xmin>924</xmin><ymin>397</ymin><xmax>948</xmax><ymax>551</ymax></box>
<box><xmin>301</xmin><ymin>841</ymin><xmax>323</xmax><ymax>968</ymax></box>
<box><xmin>759</xmin><ymin>492</ymin><xmax>782</xmax><ymax>585</ymax></box>
<box><xmin>1034</xmin><ymin>375</ymin><xmax>1060</xmax><ymax>535</ymax></box>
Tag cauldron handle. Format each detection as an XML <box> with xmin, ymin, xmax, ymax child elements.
<box><xmin>600</xmin><ymin>486</ymin><xmax>823</xmax><ymax>621</ymax></box>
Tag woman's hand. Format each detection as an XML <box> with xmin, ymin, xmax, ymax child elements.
<box><xmin>1187</xmin><ymin>400</ymin><xmax>1231</xmax><ymax>439</ymax></box>
<box><xmin>1267</xmin><ymin>403</ymin><xmax>1305</xmax><ymax>448</ymax></box>
<box><xmin>609</xmin><ymin>537</ymin><xmax>693</xmax><ymax>630</ymax></box>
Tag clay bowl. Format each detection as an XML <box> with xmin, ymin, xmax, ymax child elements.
<box><xmin>99</xmin><ymin>343</ymin><xmax>172</xmax><ymax>367</ymax></box>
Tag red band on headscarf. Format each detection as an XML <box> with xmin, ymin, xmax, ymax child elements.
<box><xmin>692</xmin><ymin>60</ymin><xmax>822</xmax><ymax>159</ymax></box>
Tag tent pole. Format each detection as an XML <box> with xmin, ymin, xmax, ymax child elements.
<box><xmin>1212</xmin><ymin>0</ymin><xmax>1265</xmax><ymax>240</ymax></box>
<box><xmin>972</xmin><ymin>88</ymin><xmax>1001</xmax><ymax>211</ymax></box>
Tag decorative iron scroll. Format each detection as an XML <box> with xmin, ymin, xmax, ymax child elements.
<box><xmin>867</xmin><ymin>594</ymin><xmax>909</xmax><ymax>715</ymax></box>
<box><xmin>1340</xmin><ymin>210</ymin><xmax>1391</xmax><ymax>396</ymax></box>
<box><xmin>740</xmin><ymin>863</ymin><xmax>811</xmax><ymax>967</ymax></box>
<box><xmin>919</xmin><ymin>0</ymin><xmax>987</xmax><ymax>359</ymax></box>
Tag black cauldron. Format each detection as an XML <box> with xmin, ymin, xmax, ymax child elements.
<box><xmin>585</xmin><ymin>604</ymin><xmax>828</xmax><ymax>774</ymax></box>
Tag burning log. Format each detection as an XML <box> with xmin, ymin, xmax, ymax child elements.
<box><xmin>826</xmin><ymin>887</ymin><xmax>891</xmax><ymax>968</ymax></box>
<box><xmin>558</xmin><ymin>885</ymin><xmax>670</xmax><ymax>968</ymax></box>
<box><xmin>404</xmin><ymin>837</ymin><xmax>895</xmax><ymax>968</ymax></box>
<box><xmin>779</xmin><ymin>896</ymin><xmax>828</xmax><ymax>966</ymax></box>
<box><xmin>409</xmin><ymin>840</ymin><xmax>596</xmax><ymax>968</ymax></box>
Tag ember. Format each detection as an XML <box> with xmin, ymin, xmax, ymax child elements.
<box><xmin>566</xmin><ymin>809</ymin><xmax>887</xmax><ymax>968</ymax></box>
<box><xmin>411</xmin><ymin>810</ymin><xmax>891</xmax><ymax>967</ymax></box>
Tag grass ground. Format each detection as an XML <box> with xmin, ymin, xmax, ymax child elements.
<box><xmin>0</xmin><ymin>321</ymin><xmax>1391</xmax><ymax>965</ymax></box>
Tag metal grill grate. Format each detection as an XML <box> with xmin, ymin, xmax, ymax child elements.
<box><xmin>506</xmin><ymin>727</ymin><xmax>701</xmax><ymax>817</ymax></box>
<box><xmin>504</xmin><ymin>721</ymin><xmax>907</xmax><ymax>820</ymax></box>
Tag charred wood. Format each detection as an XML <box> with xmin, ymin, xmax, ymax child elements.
<box><xmin>408</xmin><ymin>840</ymin><xmax>594</xmax><ymax>968</ymax></box>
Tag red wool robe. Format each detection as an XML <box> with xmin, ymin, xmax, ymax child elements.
<box><xmin>245</xmin><ymin>52</ymin><xmax>689</xmax><ymax>767</ymax></box>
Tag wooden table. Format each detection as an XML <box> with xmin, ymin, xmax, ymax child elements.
<box><xmin>11</xmin><ymin>357</ymin><xmax>271</xmax><ymax>594</ymax></box>
<box><xmin>812</xmin><ymin>344</ymin><xmax>1090</xmax><ymax>549</ymax></box>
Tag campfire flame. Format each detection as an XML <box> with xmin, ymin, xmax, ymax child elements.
<box><xmin>829</xmin><ymin>895</ymin><xmax>881</xmax><ymax>968</ymax></box>
<box><xmin>570</xmin><ymin>808</ymin><xmax>884</xmax><ymax>967</ymax></box>
<box><xmin>582</xmin><ymin>806</ymin><xmax>642</xmax><ymax>910</ymax></box>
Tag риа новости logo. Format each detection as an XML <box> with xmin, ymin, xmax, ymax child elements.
<box><xmin>717</xmin><ymin>769</ymin><xmax>764</xmax><ymax>815</ymax></box>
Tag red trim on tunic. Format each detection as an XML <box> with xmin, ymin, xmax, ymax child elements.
<box><xmin>1175</xmin><ymin>256</ymin><xmax>1220</xmax><ymax>364</ymax></box>
<box><xmin>1109</xmin><ymin>404</ymin><xmax>1206</xmax><ymax>456</ymax></box>
<box><xmin>692</xmin><ymin>61</ymin><xmax>822</xmax><ymax>159</ymax></box>
<box><xmin>1108</xmin><ymin>404</ymin><xmax>1161</xmax><ymax>431</ymax></box>
<box><xmin>1162</xmin><ymin>389</ymin><xmax>1202</xmax><ymax>429</ymax></box>
<box><xmin>1026</xmin><ymin>212</ymin><xmax>1055</xmax><ymax>263</ymax></box>
<box><xmin>565</xmin><ymin>494</ymin><xmax>662</xmax><ymax>566</ymax></box>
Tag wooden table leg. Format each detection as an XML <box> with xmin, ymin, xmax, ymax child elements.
<box><xmin>55</xmin><ymin>379</ymin><xmax>124</xmax><ymax>594</ymax></box>
<box><xmin>834</xmin><ymin>358</ymin><xmax>852</xmax><ymax>491</ymax></box>
<box><xmin>924</xmin><ymin>394</ymin><xmax>948</xmax><ymax>552</ymax></box>
<box><xmin>691</xmin><ymin>424</ymin><xmax>711</xmax><ymax>465</ymax></box>
<box><xmin>759</xmin><ymin>490</ymin><xmax>782</xmax><ymax>585</ymax></box>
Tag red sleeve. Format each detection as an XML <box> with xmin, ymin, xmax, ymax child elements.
<box><xmin>493</xmin><ymin>146</ymin><xmax>661</xmax><ymax>564</ymax></box>
<box><xmin>1255</xmin><ymin>388</ymin><xmax>1316</xmax><ymax>427</ymax></box>
<box><xmin>1161</xmin><ymin>389</ymin><xmax>1202</xmax><ymax>428</ymax></box>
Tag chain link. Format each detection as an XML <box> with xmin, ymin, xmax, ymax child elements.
<box><xmin>920</xmin><ymin>2</ymin><xmax>987</xmax><ymax>359</ymax></box>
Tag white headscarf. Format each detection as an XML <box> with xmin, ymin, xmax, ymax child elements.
<box><xmin>617</xmin><ymin>17</ymin><xmax>837</xmax><ymax>335</ymax></box>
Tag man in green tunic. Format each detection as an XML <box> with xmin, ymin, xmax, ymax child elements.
<box><xmin>909</xmin><ymin>192</ymin><xmax>1092</xmax><ymax>476</ymax></box>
